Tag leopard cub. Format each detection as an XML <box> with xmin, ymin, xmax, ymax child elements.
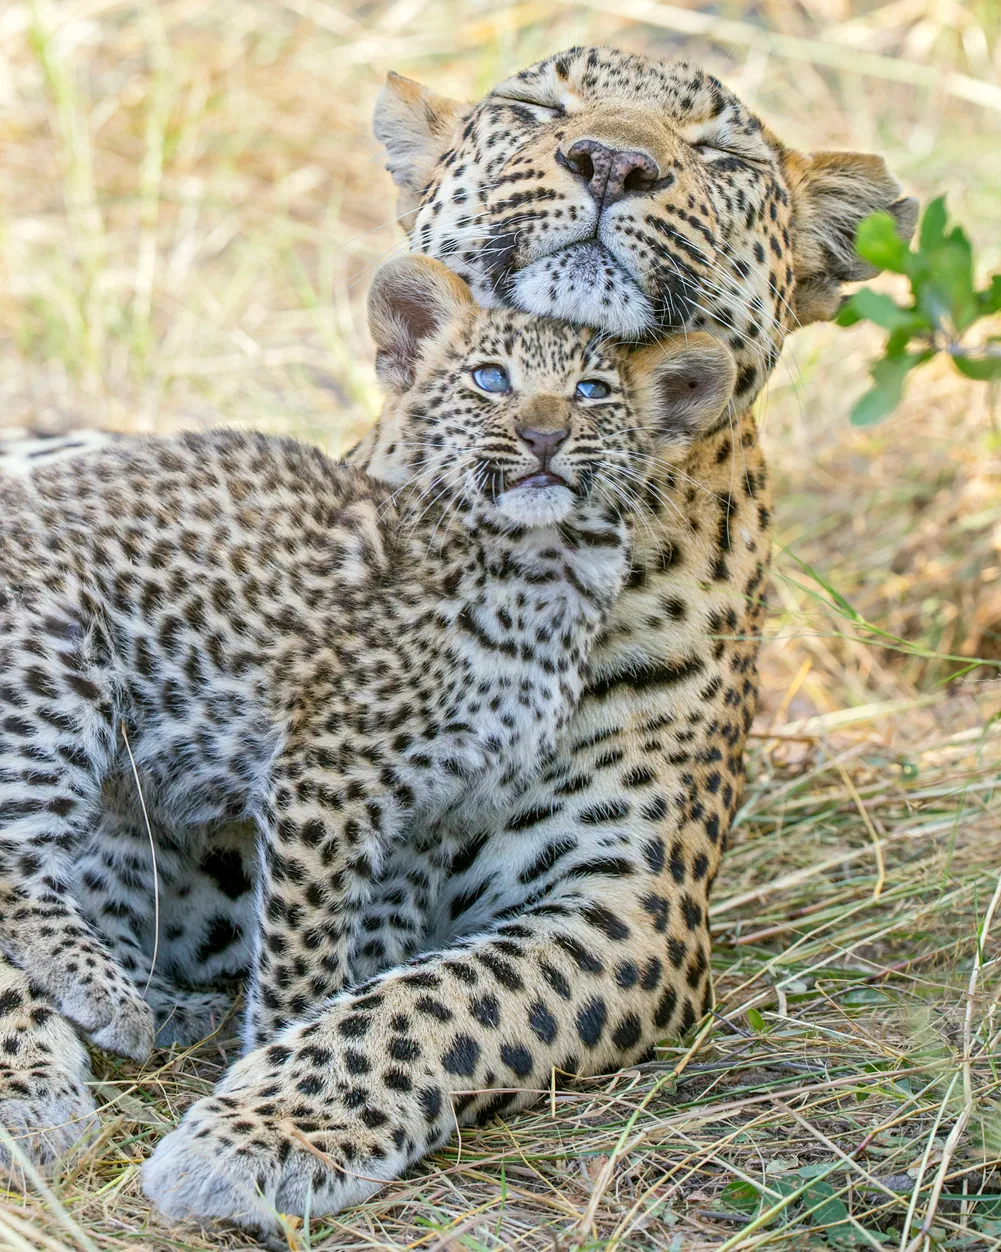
<box><xmin>0</xmin><ymin>256</ymin><xmax>735</xmax><ymax>1067</ymax></box>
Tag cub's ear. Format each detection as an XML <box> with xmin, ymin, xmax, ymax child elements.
<box><xmin>368</xmin><ymin>255</ymin><xmax>475</xmax><ymax>391</ymax></box>
<box><xmin>373</xmin><ymin>73</ymin><xmax>466</xmax><ymax>224</ymax></box>
<box><xmin>785</xmin><ymin>149</ymin><xmax>918</xmax><ymax>325</ymax></box>
<box><xmin>630</xmin><ymin>333</ymin><xmax>736</xmax><ymax>452</ymax></box>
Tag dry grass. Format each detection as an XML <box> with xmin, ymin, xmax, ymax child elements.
<box><xmin>2</xmin><ymin>1</ymin><xmax>1001</xmax><ymax>1248</ymax></box>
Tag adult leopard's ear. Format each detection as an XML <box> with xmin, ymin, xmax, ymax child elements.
<box><xmin>785</xmin><ymin>149</ymin><xmax>919</xmax><ymax>325</ymax></box>
<box><xmin>630</xmin><ymin>333</ymin><xmax>737</xmax><ymax>453</ymax></box>
<box><xmin>373</xmin><ymin>73</ymin><xmax>466</xmax><ymax>224</ymax></box>
<box><xmin>368</xmin><ymin>255</ymin><xmax>475</xmax><ymax>391</ymax></box>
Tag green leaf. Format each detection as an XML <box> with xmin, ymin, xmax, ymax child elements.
<box><xmin>803</xmin><ymin>1179</ymin><xmax>849</xmax><ymax>1227</ymax></box>
<box><xmin>930</xmin><ymin>229</ymin><xmax>977</xmax><ymax>331</ymax></box>
<box><xmin>842</xmin><ymin>987</ymin><xmax>892</xmax><ymax>1005</ymax></box>
<box><xmin>980</xmin><ymin>275</ymin><xmax>1001</xmax><ymax>314</ymax></box>
<box><xmin>885</xmin><ymin>326</ymin><xmax>917</xmax><ymax>356</ymax></box>
<box><xmin>850</xmin><ymin>379</ymin><xmax>901</xmax><ymax>428</ymax></box>
<box><xmin>845</xmin><ymin>196</ymin><xmax>1001</xmax><ymax>417</ymax></box>
<box><xmin>747</xmin><ymin>1007</ymin><xmax>765</xmax><ymax>1032</ymax></box>
<box><xmin>835</xmin><ymin>299</ymin><xmax>863</xmax><ymax>328</ymax></box>
<box><xmin>855</xmin><ymin>212</ymin><xmax>910</xmax><ymax>273</ymax></box>
<box><xmin>849</xmin><ymin>289</ymin><xmax>926</xmax><ymax>333</ymax></box>
<box><xmin>918</xmin><ymin>195</ymin><xmax>947</xmax><ymax>253</ymax></box>
<box><xmin>722</xmin><ymin>1179</ymin><xmax>760</xmax><ymax>1214</ymax></box>
<box><xmin>953</xmin><ymin>352</ymin><xmax>1001</xmax><ymax>381</ymax></box>
<box><xmin>850</xmin><ymin>353</ymin><xmax>925</xmax><ymax>426</ymax></box>
<box><xmin>910</xmin><ymin>199</ymin><xmax>978</xmax><ymax>331</ymax></box>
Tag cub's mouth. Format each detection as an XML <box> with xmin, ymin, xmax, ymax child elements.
<box><xmin>511</xmin><ymin>470</ymin><xmax>568</xmax><ymax>490</ymax></box>
<box><xmin>496</xmin><ymin>474</ymin><xmax>577</xmax><ymax>527</ymax></box>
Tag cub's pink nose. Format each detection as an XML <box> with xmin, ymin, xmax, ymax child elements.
<box><xmin>516</xmin><ymin>426</ymin><xmax>569</xmax><ymax>467</ymax></box>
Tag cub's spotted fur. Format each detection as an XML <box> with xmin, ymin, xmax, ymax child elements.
<box><xmin>0</xmin><ymin>257</ymin><xmax>733</xmax><ymax>1170</ymax></box>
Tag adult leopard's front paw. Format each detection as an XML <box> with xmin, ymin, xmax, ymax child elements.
<box><xmin>142</xmin><ymin>1074</ymin><xmax>409</xmax><ymax>1232</ymax></box>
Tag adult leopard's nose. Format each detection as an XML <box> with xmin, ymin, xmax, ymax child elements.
<box><xmin>560</xmin><ymin>139</ymin><xmax>660</xmax><ymax>208</ymax></box>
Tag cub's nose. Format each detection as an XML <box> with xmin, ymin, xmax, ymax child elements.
<box><xmin>516</xmin><ymin>426</ymin><xmax>569</xmax><ymax>467</ymax></box>
<box><xmin>561</xmin><ymin>139</ymin><xmax>660</xmax><ymax>208</ymax></box>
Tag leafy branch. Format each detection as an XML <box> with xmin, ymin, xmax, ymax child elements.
<box><xmin>837</xmin><ymin>196</ymin><xmax>1001</xmax><ymax>425</ymax></box>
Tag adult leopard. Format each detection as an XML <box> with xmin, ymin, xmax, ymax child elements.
<box><xmin>0</xmin><ymin>46</ymin><xmax>914</xmax><ymax>1227</ymax></box>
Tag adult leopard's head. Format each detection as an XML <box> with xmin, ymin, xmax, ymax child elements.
<box><xmin>374</xmin><ymin>46</ymin><xmax>917</xmax><ymax>409</ymax></box>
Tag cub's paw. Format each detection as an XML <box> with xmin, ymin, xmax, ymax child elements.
<box><xmin>143</xmin><ymin>1058</ymin><xmax>412</xmax><ymax>1231</ymax></box>
<box><xmin>0</xmin><ymin>892</ymin><xmax>156</xmax><ymax>1063</ymax></box>
<box><xmin>59</xmin><ymin>974</ymin><xmax>155</xmax><ymax>1063</ymax></box>
<box><xmin>0</xmin><ymin>995</ymin><xmax>99</xmax><ymax>1173</ymax></box>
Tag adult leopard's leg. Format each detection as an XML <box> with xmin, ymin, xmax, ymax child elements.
<box><xmin>0</xmin><ymin>949</ymin><xmax>98</xmax><ymax>1172</ymax></box>
<box><xmin>143</xmin><ymin>891</ymin><xmax>679</xmax><ymax>1231</ymax></box>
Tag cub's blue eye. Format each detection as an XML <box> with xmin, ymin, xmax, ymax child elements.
<box><xmin>576</xmin><ymin>379</ymin><xmax>610</xmax><ymax>400</ymax></box>
<box><xmin>472</xmin><ymin>365</ymin><xmax>511</xmax><ymax>393</ymax></box>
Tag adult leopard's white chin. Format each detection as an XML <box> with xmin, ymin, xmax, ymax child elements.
<box><xmin>507</xmin><ymin>242</ymin><xmax>654</xmax><ymax>338</ymax></box>
<box><xmin>497</xmin><ymin>484</ymin><xmax>576</xmax><ymax>527</ymax></box>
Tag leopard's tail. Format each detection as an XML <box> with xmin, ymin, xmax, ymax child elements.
<box><xmin>0</xmin><ymin>427</ymin><xmax>123</xmax><ymax>478</ymax></box>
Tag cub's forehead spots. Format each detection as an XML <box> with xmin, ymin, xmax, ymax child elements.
<box><xmin>457</xmin><ymin>315</ymin><xmax>614</xmax><ymax>390</ymax></box>
<box><xmin>454</xmin><ymin>313</ymin><xmax>520</xmax><ymax>358</ymax></box>
<box><xmin>515</xmin><ymin>323</ymin><xmax>586</xmax><ymax>373</ymax></box>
